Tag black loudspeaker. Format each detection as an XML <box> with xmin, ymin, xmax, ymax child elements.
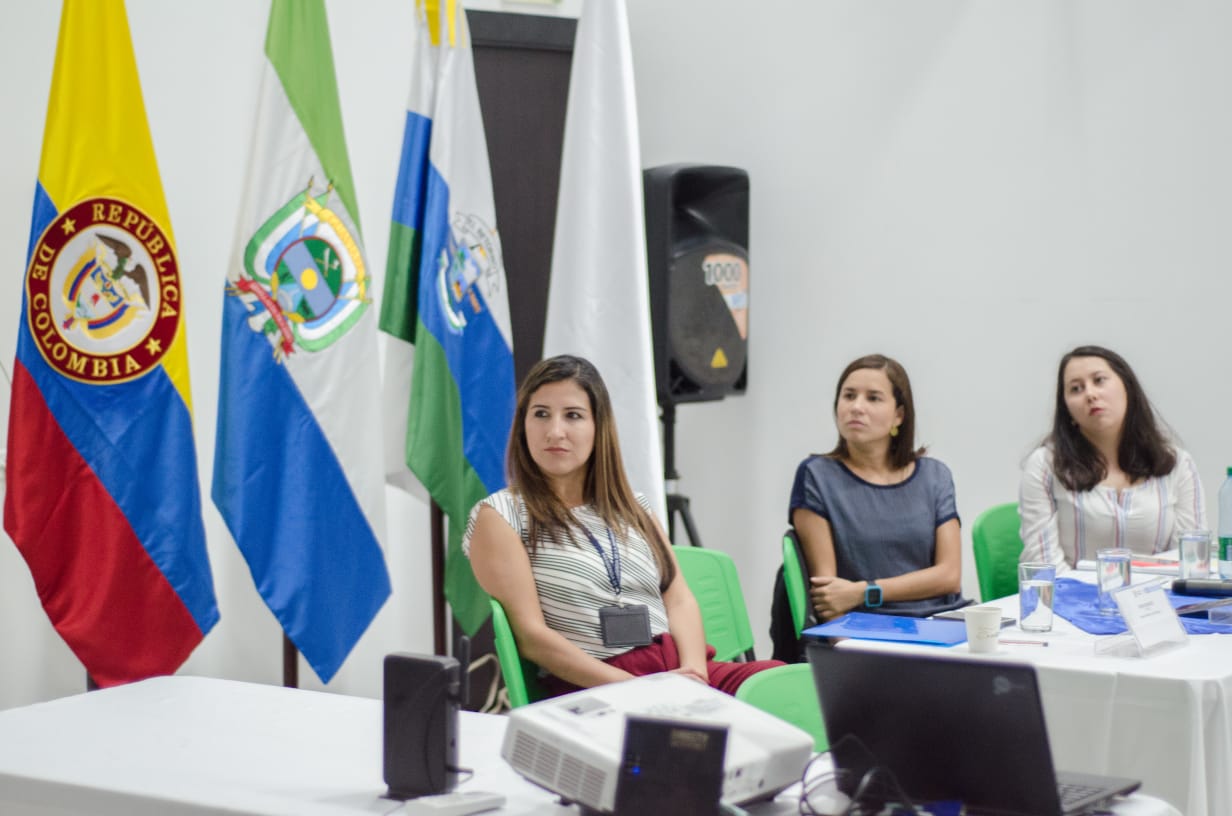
<box><xmin>615</xmin><ymin>716</ymin><xmax>728</xmax><ymax>815</ymax></box>
<box><xmin>644</xmin><ymin>164</ymin><xmax>750</xmax><ymax>405</ymax></box>
<box><xmin>383</xmin><ymin>653</ymin><xmax>461</xmax><ymax>799</ymax></box>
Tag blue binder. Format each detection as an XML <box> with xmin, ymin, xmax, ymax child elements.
<box><xmin>802</xmin><ymin>612</ymin><xmax>967</xmax><ymax>646</ymax></box>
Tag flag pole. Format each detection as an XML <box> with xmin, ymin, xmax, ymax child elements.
<box><xmin>432</xmin><ymin>500</ymin><xmax>447</xmax><ymax>655</ymax></box>
<box><xmin>283</xmin><ymin>635</ymin><xmax>298</xmax><ymax>688</ymax></box>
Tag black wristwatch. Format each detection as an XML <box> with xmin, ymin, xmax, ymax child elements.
<box><xmin>864</xmin><ymin>582</ymin><xmax>883</xmax><ymax>609</ymax></box>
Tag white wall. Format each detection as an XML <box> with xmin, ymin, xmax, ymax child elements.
<box><xmin>628</xmin><ymin>0</ymin><xmax>1232</xmax><ymax>657</ymax></box>
<box><xmin>2</xmin><ymin>0</ymin><xmax>1230</xmax><ymax>710</ymax></box>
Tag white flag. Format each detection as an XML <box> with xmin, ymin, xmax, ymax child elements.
<box><xmin>543</xmin><ymin>0</ymin><xmax>666</xmax><ymax>522</ymax></box>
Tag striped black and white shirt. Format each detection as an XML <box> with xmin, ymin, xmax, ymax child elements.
<box><xmin>463</xmin><ymin>489</ymin><xmax>670</xmax><ymax>659</ymax></box>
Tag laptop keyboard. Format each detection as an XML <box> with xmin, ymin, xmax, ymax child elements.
<box><xmin>1057</xmin><ymin>780</ymin><xmax>1109</xmax><ymax>811</ymax></box>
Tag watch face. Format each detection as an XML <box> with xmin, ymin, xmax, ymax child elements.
<box><xmin>866</xmin><ymin>585</ymin><xmax>883</xmax><ymax>607</ymax></box>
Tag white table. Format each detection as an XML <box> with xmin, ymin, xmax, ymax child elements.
<box><xmin>0</xmin><ymin>676</ymin><xmax>1179</xmax><ymax>816</ymax></box>
<box><xmin>833</xmin><ymin>578</ymin><xmax>1232</xmax><ymax>816</ymax></box>
<box><xmin>982</xmin><ymin>587</ymin><xmax>1232</xmax><ymax>816</ymax></box>
<box><xmin>0</xmin><ymin>676</ymin><xmax>541</xmax><ymax>816</ymax></box>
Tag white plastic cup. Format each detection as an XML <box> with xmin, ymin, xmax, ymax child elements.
<box><xmin>965</xmin><ymin>605</ymin><xmax>1003</xmax><ymax>653</ymax></box>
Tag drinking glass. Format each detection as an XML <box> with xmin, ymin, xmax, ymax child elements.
<box><xmin>1178</xmin><ymin>530</ymin><xmax>1212</xmax><ymax>580</ymax></box>
<box><xmin>1096</xmin><ymin>548</ymin><xmax>1132</xmax><ymax>615</ymax></box>
<box><xmin>1018</xmin><ymin>562</ymin><xmax>1057</xmax><ymax>633</ymax></box>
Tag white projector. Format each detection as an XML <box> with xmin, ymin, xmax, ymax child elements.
<box><xmin>501</xmin><ymin>673</ymin><xmax>813</xmax><ymax>812</ymax></box>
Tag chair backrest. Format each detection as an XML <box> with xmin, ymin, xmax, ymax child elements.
<box><xmin>971</xmin><ymin>502</ymin><xmax>1024</xmax><ymax>602</ymax></box>
<box><xmin>734</xmin><ymin>663</ymin><xmax>828</xmax><ymax>752</ymax></box>
<box><xmin>489</xmin><ymin>599</ymin><xmax>545</xmax><ymax>709</ymax></box>
<box><xmin>781</xmin><ymin>529</ymin><xmax>809</xmax><ymax>636</ymax></box>
<box><xmin>672</xmin><ymin>546</ymin><xmax>756</xmax><ymax>662</ymax></box>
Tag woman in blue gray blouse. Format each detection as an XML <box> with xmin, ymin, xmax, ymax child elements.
<box><xmin>789</xmin><ymin>354</ymin><xmax>965</xmax><ymax>620</ymax></box>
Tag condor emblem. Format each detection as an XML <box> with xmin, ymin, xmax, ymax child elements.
<box><xmin>25</xmin><ymin>197</ymin><xmax>180</xmax><ymax>384</ymax></box>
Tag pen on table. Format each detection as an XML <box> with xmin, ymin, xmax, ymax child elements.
<box><xmin>999</xmin><ymin>638</ymin><xmax>1050</xmax><ymax>647</ymax></box>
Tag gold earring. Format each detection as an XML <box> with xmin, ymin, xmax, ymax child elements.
<box><xmin>890</xmin><ymin>425</ymin><xmax>899</xmax><ymax>438</ymax></box>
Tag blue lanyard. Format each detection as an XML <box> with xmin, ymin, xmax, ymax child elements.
<box><xmin>584</xmin><ymin>526</ymin><xmax>622</xmax><ymax>595</ymax></box>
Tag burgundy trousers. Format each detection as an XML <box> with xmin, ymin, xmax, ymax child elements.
<box><xmin>539</xmin><ymin>633</ymin><xmax>784</xmax><ymax>698</ymax></box>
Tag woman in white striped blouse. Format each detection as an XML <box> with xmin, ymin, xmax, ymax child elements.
<box><xmin>1018</xmin><ymin>345</ymin><xmax>1206</xmax><ymax>571</ymax></box>
<box><xmin>464</xmin><ymin>355</ymin><xmax>781</xmax><ymax>697</ymax></box>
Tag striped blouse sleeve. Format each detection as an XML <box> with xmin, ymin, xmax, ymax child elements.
<box><xmin>1018</xmin><ymin>447</ymin><xmax>1069</xmax><ymax>572</ymax></box>
<box><xmin>462</xmin><ymin>491</ymin><xmax>523</xmax><ymax>557</ymax></box>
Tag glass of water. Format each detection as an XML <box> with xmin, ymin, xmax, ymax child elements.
<box><xmin>1096</xmin><ymin>548</ymin><xmax>1132</xmax><ymax>615</ymax></box>
<box><xmin>1018</xmin><ymin>562</ymin><xmax>1057</xmax><ymax>633</ymax></box>
<box><xmin>1178</xmin><ymin>530</ymin><xmax>1212</xmax><ymax>580</ymax></box>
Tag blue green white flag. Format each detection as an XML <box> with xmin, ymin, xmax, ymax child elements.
<box><xmin>213</xmin><ymin>0</ymin><xmax>390</xmax><ymax>683</ymax></box>
<box><xmin>381</xmin><ymin>0</ymin><xmax>515</xmax><ymax>635</ymax></box>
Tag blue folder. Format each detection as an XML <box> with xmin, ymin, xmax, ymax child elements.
<box><xmin>802</xmin><ymin>611</ymin><xmax>968</xmax><ymax>646</ymax></box>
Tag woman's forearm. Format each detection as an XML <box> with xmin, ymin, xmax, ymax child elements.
<box><xmin>518</xmin><ymin>623</ymin><xmax>634</xmax><ymax>688</ymax></box>
<box><xmin>663</xmin><ymin>590</ymin><xmax>709</xmax><ymax>673</ymax></box>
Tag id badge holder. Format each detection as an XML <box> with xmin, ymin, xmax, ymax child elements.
<box><xmin>599</xmin><ymin>604</ymin><xmax>652</xmax><ymax>648</ymax></box>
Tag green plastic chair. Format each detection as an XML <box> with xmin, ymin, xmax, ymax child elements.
<box><xmin>735</xmin><ymin>663</ymin><xmax>828</xmax><ymax>752</ymax></box>
<box><xmin>971</xmin><ymin>502</ymin><xmax>1024</xmax><ymax>602</ymax></box>
<box><xmin>781</xmin><ymin>529</ymin><xmax>810</xmax><ymax>636</ymax></box>
<box><xmin>673</xmin><ymin>546</ymin><xmax>757</xmax><ymax>662</ymax></box>
<box><xmin>489</xmin><ymin>598</ymin><xmax>545</xmax><ymax>709</ymax></box>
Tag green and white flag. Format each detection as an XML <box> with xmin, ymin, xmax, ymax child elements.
<box><xmin>212</xmin><ymin>0</ymin><xmax>390</xmax><ymax>684</ymax></box>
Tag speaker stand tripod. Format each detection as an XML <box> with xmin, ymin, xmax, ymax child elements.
<box><xmin>661</xmin><ymin>402</ymin><xmax>703</xmax><ymax>547</ymax></box>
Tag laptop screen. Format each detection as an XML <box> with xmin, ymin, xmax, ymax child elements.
<box><xmin>806</xmin><ymin>643</ymin><xmax>1066</xmax><ymax>816</ymax></box>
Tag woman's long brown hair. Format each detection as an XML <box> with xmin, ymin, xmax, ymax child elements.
<box><xmin>1047</xmin><ymin>345</ymin><xmax>1175</xmax><ymax>491</ymax></box>
<box><xmin>506</xmin><ymin>355</ymin><xmax>675</xmax><ymax>590</ymax></box>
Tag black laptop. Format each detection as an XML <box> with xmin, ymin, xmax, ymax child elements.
<box><xmin>806</xmin><ymin>644</ymin><xmax>1141</xmax><ymax>816</ymax></box>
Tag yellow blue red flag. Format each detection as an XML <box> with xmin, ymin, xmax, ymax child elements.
<box><xmin>5</xmin><ymin>0</ymin><xmax>218</xmax><ymax>687</ymax></box>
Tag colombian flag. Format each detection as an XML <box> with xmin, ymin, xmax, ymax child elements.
<box><xmin>5</xmin><ymin>0</ymin><xmax>218</xmax><ymax>687</ymax></box>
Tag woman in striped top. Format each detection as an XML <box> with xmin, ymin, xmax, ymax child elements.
<box><xmin>464</xmin><ymin>355</ymin><xmax>780</xmax><ymax>697</ymax></box>
<box><xmin>1018</xmin><ymin>345</ymin><xmax>1206</xmax><ymax>571</ymax></box>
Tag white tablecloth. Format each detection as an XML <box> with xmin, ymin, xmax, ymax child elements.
<box><xmin>0</xmin><ymin>675</ymin><xmax>1181</xmax><ymax>815</ymax></box>
<box><xmin>834</xmin><ymin>578</ymin><xmax>1232</xmax><ymax>816</ymax></box>
<box><xmin>983</xmin><ymin>588</ymin><xmax>1232</xmax><ymax>816</ymax></box>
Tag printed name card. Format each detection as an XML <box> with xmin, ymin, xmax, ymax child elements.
<box><xmin>1113</xmin><ymin>582</ymin><xmax>1188</xmax><ymax>655</ymax></box>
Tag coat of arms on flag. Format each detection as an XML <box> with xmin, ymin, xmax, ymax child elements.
<box><xmin>28</xmin><ymin>196</ymin><xmax>179</xmax><ymax>385</ymax></box>
<box><xmin>229</xmin><ymin>180</ymin><xmax>369</xmax><ymax>360</ymax></box>
<box><xmin>436</xmin><ymin>211</ymin><xmax>501</xmax><ymax>332</ymax></box>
